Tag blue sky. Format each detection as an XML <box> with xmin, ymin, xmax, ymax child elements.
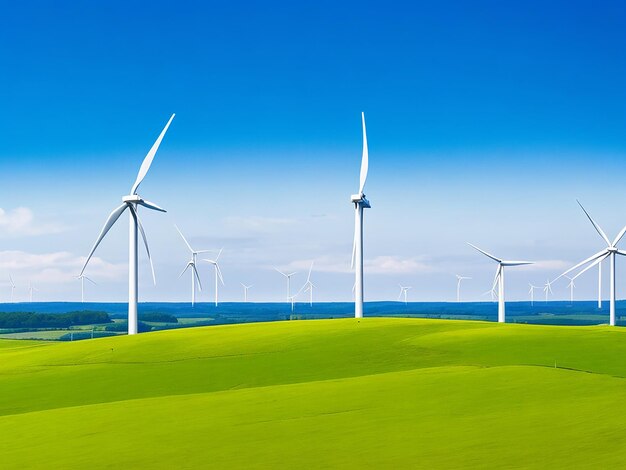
<box><xmin>0</xmin><ymin>0</ymin><xmax>625</xmax><ymax>302</ymax></box>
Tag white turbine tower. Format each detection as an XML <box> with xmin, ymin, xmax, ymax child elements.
<box><xmin>80</xmin><ymin>114</ymin><xmax>174</xmax><ymax>335</ymax></box>
<box><xmin>203</xmin><ymin>249</ymin><xmax>224</xmax><ymax>307</ymax></box>
<box><xmin>398</xmin><ymin>285</ymin><xmax>411</xmax><ymax>305</ymax></box>
<box><xmin>468</xmin><ymin>243</ymin><xmax>533</xmax><ymax>323</ymax></box>
<box><xmin>8</xmin><ymin>275</ymin><xmax>15</xmax><ymax>303</ymax></box>
<box><xmin>555</xmin><ymin>200</ymin><xmax>626</xmax><ymax>326</ymax></box>
<box><xmin>28</xmin><ymin>282</ymin><xmax>38</xmax><ymax>303</ymax></box>
<box><xmin>274</xmin><ymin>268</ymin><xmax>297</xmax><ymax>301</ymax></box>
<box><xmin>543</xmin><ymin>279</ymin><xmax>554</xmax><ymax>303</ymax></box>
<box><xmin>77</xmin><ymin>274</ymin><xmax>96</xmax><ymax>303</ymax></box>
<box><xmin>456</xmin><ymin>275</ymin><xmax>471</xmax><ymax>302</ymax></box>
<box><xmin>528</xmin><ymin>284</ymin><xmax>540</xmax><ymax>306</ymax></box>
<box><xmin>597</xmin><ymin>260</ymin><xmax>602</xmax><ymax>309</ymax></box>
<box><xmin>351</xmin><ymin>112</ymin><xmax>370</xmax><ymax>319</ymax></box>
<box><xmin>175</xmin><ymin>225</ymin><xmax>212</xmax><ymax>307</ymax></box>
<box><xmin>241</xmin><ymin>283</ymin><xmax>253</xmax><ymax>303</ymax></box>
<box><xmin>565</xmin><ymin>276</ymin><xmax>576</xmax><ymax>304</ymax></box>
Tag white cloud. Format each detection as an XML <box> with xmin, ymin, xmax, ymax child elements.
<box><xmin>0</xmin><ymin>207</ymin><xmax>67</xmax><ymax>237</ymax></box>
<box><xmin>277</xmin><ymin>255</ymin><xmax>434</xmax><ymax>275</ymax></box>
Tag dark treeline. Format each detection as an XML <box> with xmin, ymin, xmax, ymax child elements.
<box><xmin>139</xmin><ymin>313</ymin><xmax>178</xmax><ymax>323</ymax></box>
<box><xmin>0</xmin><ymin>311</ymin><xmax>111</xmax><ymax>329</ymax></box>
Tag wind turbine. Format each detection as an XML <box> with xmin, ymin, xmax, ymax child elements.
<box><xmin>301</xmin><ymin>262</ymin><xmax>316</xmax><ymax>307</ymax></box>
<box><xmin>468</xmin><ymin>243</ymin><xmax>533</xmax><ymax>323</ymax></box>
<box><xmin>456</xmin><ymin>275</ymin><xmax>471</xmax><ymax>302</ymax></box>
<box><xmin>565</xmin><ymin>276</ymin><xmax>576</xmax><ymax>304</ymax></box>
<box><xmin>203</xmin><ymin>249</ymin><xmax>224</xmax><ymax>307</ymax></box>
<box><xmin>80</xmin><ymin>114</ymin><xmax>174</xmax><ymax>335</ymax></box>
<box><xmin>28</xmin><ymin>282</ymin><xmax>38</xmax><ymax>303</ymax></box>
<box><xmin>543</xmin><ymin>279</ymin><xmax>553</xmax><ymax>303</ymax></box>
<box><xmin>351</xmin><ymin>112</ymin><xmax>370</xmax><ymax>319</ymax></box>
<box><xmin>175</xmin><ymin>225</ymin><xmax>211</xmax><ymax>307</ymax></box>
<box><xmin>398</xmin><ymin>285</ymin><xmax>411</xmax><ymax>305</ymax></box>
<box><xmin>274</xmin><ymin>268</ymin><xmax>297</xmax><ymax>301</ymax></box>
<box><xmin>76</xmin><ymin>274</ymin><xmax>96</xmax><ymax>303</ymax></box>
<box><xmin>528</xmin><ymin>284</ymin><xmax>540</xmax><ymax>306</ymax></box>
<box><xmin>8</xmin><ymin>275</ymin><xmax>15</xmax><ymax>302</ymax></box>
<box><xmin>241</xmin><ymin>283</ymin><xmax>253</xmax><ymax>302</ymax></box>
<box><xmin>481</xmin><ymin>289</ymin><xmax>497</xmax><ymax>302</ymax></box>
<box><xmin>554</xmin><ymin>200</ymin><xmax>626</xmax><ymax>326</ymax></box>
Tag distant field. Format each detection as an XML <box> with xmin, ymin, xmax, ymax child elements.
<box><xmin>2</xmin><ymin>318</ymin><xmax>626</xmax><ymax>468</ymax></box>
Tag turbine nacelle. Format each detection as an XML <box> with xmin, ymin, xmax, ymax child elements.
<box><xmin>351</xmin><ymin>193</ymin><xmax>371</xmax><ymax>207</ymax></box>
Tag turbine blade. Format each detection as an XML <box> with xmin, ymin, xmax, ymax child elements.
<box><xmin>613</xmin><ymin>226</ymin><xmax>626</xmax><ymax>247</ymax></box>
<box><xmin>577</xmin><ymin>200</ymin><xmax>611</xmax><ymax>246</ymax></box>
<box><xmin>491</xmin><ymin>265</ymin><xmax>502</xmax><ymax>293</ymax></box>
<box><xmin>307</xmin><ymin>261</ymin><xmax>314</xmax><ymax>282</ymax></box>
<box><xmin>131</xmin><ymin>114</ymin><xmax>175</xmax><ymax>195</ymax></box>
<box><xmin>274</xmin><ymin>267</ymin><xmax>287</xmax><ymax>277</ymax></box>
<box><xmin>501</xmin><ymin>261</ymin><xmax>533</xmax><ymax>266</ymax></box>
<box><xmin>84</xmin><ymin>276</ymin><xmax>97</xmax><ymax>285</ymax></box>
<box><xmin>192</xmin><ymin>264</ymin><xmax>203</xmax><ymax>291</ymax></box>
<box><xmin>80</xmin><ymin>204</ymin><xmax>128</xmax><ymax>275</ymax></box>
<box><xmin>573</xmin><ymin>253</ymin><xmax>610</xmax><ymax>280</ymax></box>
<box><xmin>130</xmin><ymin>205</ymin><xmax>156</xmax><ymax>285</ymax></box>
<box><xmin>358</xmin><ymin>112</ymin><xmax>369</xmax><ymax>194</ymax></box>
<box><xmin>179</xmin><ymin>263</ymin><xmax>191</xmax><ymax>278</ymax></box>
<box><xmin>137</xmin><ymin>199</ymin><xmax>166</xmax><ymax>213</ymax></box>
<box><xmin>175</xmin><ymin>225</ymin><xmax>194</xmax><ymax>253</ymax></box>
<box><xmin>215</xmin><ymin>248</ymin><xmax>223</xmax><ymax>262</ymax></box>
<box><xmin>467</xmin><ymin>243</ymin><xmax>502</xmax><ymax>263</ymax></box>
<box><xmin>554</xmin><ymin>249</ymin><xmax>609</xmax><ymax>283</ymax></box>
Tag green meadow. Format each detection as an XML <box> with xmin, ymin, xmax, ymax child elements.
<box><xmin>2</xmin><ymin>317</ymin><xmax>626</xmax><ymax>468</ymax></box>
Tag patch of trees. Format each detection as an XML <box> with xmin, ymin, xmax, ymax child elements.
<box><xmin>104</xmin><ymin>321</ymin><xmax>153</xmax><ymax>333</ymax></box>
<box><xmin>0</xmin><ymin>311</ymin><xmax>111</xmax><ymax>329</ymax></box>
<box><xmin>139</xmin><ymin>313</ymin><xmax>178</xmax><ymax>323</ymax></box>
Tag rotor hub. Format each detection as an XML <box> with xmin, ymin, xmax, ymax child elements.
<box><xmin>122</xmin><ymin>194</ymin><xmax>142</xmax><ymax>203</ymax></box>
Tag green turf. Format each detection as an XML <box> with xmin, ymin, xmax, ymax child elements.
<box><xmin>2</xmin><ymin>318</ymin><xmax>626</xmax><ymax>468</ymax></box>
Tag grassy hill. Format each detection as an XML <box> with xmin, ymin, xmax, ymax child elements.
<box><xmin>2</xmin><ymin>318</ymin><xmax>626</xmax><ymax>468</ymax></box>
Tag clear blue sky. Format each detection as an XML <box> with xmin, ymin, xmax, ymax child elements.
<box><xmin>0</xmin><ymin>0</ymin><xmax>625</xmax><ymax>302</ymax></box>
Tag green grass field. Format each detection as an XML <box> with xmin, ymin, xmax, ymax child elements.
<box><xmin>2</xmin><ymin>318</ymin><xmax>626</xmax><ymax>468</ymax></box>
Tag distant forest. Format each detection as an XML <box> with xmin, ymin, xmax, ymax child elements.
<box><xmin>0</xmin><ymin>311</ymin><xmax>111</xmax><ymax>329</ymax></box>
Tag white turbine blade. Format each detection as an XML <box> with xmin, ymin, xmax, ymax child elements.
<box><xmin>191</xmin><ymin>264</ymin><xmax>203</xmax><ymax>291</ymax></box>
<box><xmin>491</xmin><ymin>265</ymin><xmax>502</xmax><ymax>292</ymax></box>
<box><xmin>554</xmin><ymin>249</ymin><xmax>609</xmax><ymax>282</ymax></box>
<box><xmin>130</xmin><ymin>205</ymin><xmax>156</xmax><ymax>285</ymax></box>
<box><xmin>467</xmin><ymin>243</ymin><xmax>502</xmax><ymax>263</ymax></box>
<box><xmin>175</xmin><ymin>225</ymin><xmax>194</xmax><ymax>253</ymax></box>
<box><xmin>617</xmin><ymin>250</ymin><xmax>626</xmax><ymax>257</ymax></box>
<box><xmin>351</xmin><ymin>207</ymin><xmax>358</xmax><ymax>269</ymax></box>
<box><xmin>84</xmin><ymin>276</ymin><xmax>97</xmax><ymax>286</ymax></box>
<box><xmin>215</xmin><ymin>264</ymin><xmax>225</xmax><ymax>285</ymax></box>
<box><xmin>8</xmin><ymin>275</ymin><xmax>14</xmax><ymax>287</ymax></box>
<box><xmin>307</xmin><ymin>261</ymin><xmax>314</xmax><ymax>282</ymax></box>
<box><xmin>131</xmin><ymin>113</ymin><xmax>175</xmax><ymax>195</ymax></box>
<box><xmin>274</xmin><ymin>267</ymin><xmax>287</xmax><ymax>277</ymax></box>
<box><xmin>358</xmin><ymin>112</ymin><xmax>369</xmax><ymax>194</ymax></box>
<box><xmin>195</xmin><ymin>250</ymin><xmax>213</xmax><ymax>254</ymax></box>
<box><xmin>577</xmin><ymin>200</ymin><xmax>611</xmax><ymax>246</ymax></box>
<box><xmin>178</xmin><ymin>263</ymin><xmax>192</xmax><ymax>278</ymax></box>
<box><xmin>137</xmin><ymin>199</ymin><xmax>166</xmax><ymax>213</ymax></box>
<box><xmin>501</xmin><ymin>261</ymin><xmax>533</xmax><ymax>266</ymax></box>
<box><xmin>613</xmin><ymin>225</ymin><xmax>626</xmax><ymax>247</ymax></box>
<box><xmin>572</xmin><ymin>253</ymin><xmax>610</xmax><ymax>280</ymax></box>
<box><xmin>287</xmin><ymin>272</ymin><xmax>298</xmax><ymax>277</ymax></box>
<box><xmin>215</xmin><ymin>248</ymin><xmax>223</xmax><ymax>262</ymax></box>
<box><xmin>80</xmin><ymin>204</ymin><xmax>128</xmax><ymax>275</ymax></box>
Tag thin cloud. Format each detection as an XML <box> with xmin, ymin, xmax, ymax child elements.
<box><xmin>0</xmin><ymin>207</ymin><xmax>67</xmax><ymax>237</ymax></box>
<box><xmin>278</xmin><ymin>255</ymin><xmax>434</xmax><ymax>275</ymax></box>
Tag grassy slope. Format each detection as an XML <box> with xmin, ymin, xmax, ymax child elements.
<box><xmin>2</xmin><ymin>318</ymin><xmax>626</xmax><ymax>468</ymax></box>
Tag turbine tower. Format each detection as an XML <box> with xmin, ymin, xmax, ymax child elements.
<box><xmin>241</xmin><ymin>283</ymin><xmax>253</xmax><ymax>303</ymax></box>
<box><xmin>80</xmin><ymin>114</ymin><xmax>174</xmax><ymax>335</ymax></box>
<box><xmin>203</xmin><ymin>249</ymin><xmax>224</xmax><ymax>307</ymax></box>
<box><xmin>543</xmin><ymin>280</ymin><xmax>553</xmax><ymax>303</ymax></box>
<box><xmin>77</xmin><ymin>274</ymin><xmax>96</xmax><ymax>303</ymax></box>
<box><xmin>456</xmin><ymin>275</ymin><xmax>471</xmax><ymax>302</ymax></box>
<box><xmin>398</xmin><ymin>285</ymin><xmax>411</xmax><ymax>305</ymax></box>
<box><xmin>555</xmin><ymin>200</ymin><xmax>626</xmax><ymax>326</ymax></box>
<box><xmin>598</xmin><ymin>261</ymin><xmax>602</xmax><ymax>309</ymax></box>
<box><xmin>468</xmin><ymin>243</ymin><xmax>533</xmax><ymax>323</ymax></box>
<box><xmin>274</xmin><ymin>268</ymin><xmax>297</xmax><ymax>301</ymax></box>
<box><xmin>528</xmin><ymin>284</ymin><xmax>540</xmax><ymax>306</ymax></box>
<box><xmin>175</xmin><ymin>225</ymin><xmax>211</xmax><ymax>307</ymax></box>
<box><xmin>28</xmin><ymin>281</ymin><xmax>38</xmax><ymax>303</ymax></box>
<box><xmin>8</xmin><ymin>275</ymin><xmax>15</xmax><ymax>302</ymax></box>
<box><xmin>351</xmin><ymin>112</ymin><xmax>370</xmax><ymax>319</ymax></box>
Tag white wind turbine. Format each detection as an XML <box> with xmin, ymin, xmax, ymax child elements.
<box><xmin>77</xmin><ymin>274</ymin><xmax>96</xmax><ymax>303</ymax></box>
<box><xmin>80</xmin><ymin>114</ymin><xmax>174</xmax><ymax>335</ymax></box>
<box><xmin>528</xmin><ymin>284</ymin><xmax>540</xmax><ymax>306</ymax></box>
<box><xmin>203</xmin><ymin>249</ymin><xmax>224</xmax><ymax>307</ymax></box>
<box><xmin>351</xmin><ymin>112</ymin><xmax>370</xmax><ymax>319</ymax></box>
<box><xmin>543</xmin><ymin>279</ymin><xmax>553</xmax><ymax>303</ymax></box>
<box><xmin>241</xmin><ymin>283</ymin><xmax>253</xmax><ymax>303</ymax></box>
<box><xmin>468</xmin><ymin>243</ymin><xmax>533</xmax><ymax>323</ymax></box>
<box><xmin>274</xmin><ymin>268</ymin><xmax>297</xmax><ymax>302</ymax></box>
<box><xmin>8</xmin><ymin>275</ymin><xmax>15</xmax><ymax>302</ymax></box>
<box><xmin>175</xmin><ymin>225</ymin><xmax>212</xmax><ymax>307</ymax></box>
<box><xmin>28</xmin><ymin>281</ymin><xmax>38</xmax><ymax>303</ymax></box>
<box><xmin>456</xmin><ymin>275</ymin><xmax>471</xmax><ymax>302</ymax></box>
<box><xmin>398</xmin><ymin>285</ymin><xmax>411</xmax><ymax>305</ymax></box>
<box><xmin>554</xmin><ymin>200</ymin><xmax>626</xmax><ymax>326</ymax></box>
<box><xmin>565</xmin><ymin>276</ymin><xmax>576</xmax><ymax>304</ymax></box>
<box><xmin>300</xmin><ymin>262</ymin><xmax>316</xmax><ymax>307</ymax></box>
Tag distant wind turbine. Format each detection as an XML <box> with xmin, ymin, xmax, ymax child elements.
<box><xmin>554</xmin><ymin>200</ymin><xmax>626</xmax><ymax>326</ymax></box>
<box><xmin>28</xmin><ymin>281</ymin><xmax>38</xmax><ymax>303</ymax></box>
<box><xmin>176</xmin><ymin>225</ymin><xmax>212</xmax><ymax>307</ymax></box>
<box><xmin>398</xmin><ymin>285</ymin><xmax>411</xmax><ymax>305</ymax></box>
<box><xmin>301</xmin><ymin>262</ymin><xmax>315</xmax><ymax>306</ymax></box>
<box><xmin>8</xmin><ymin>275</ymin><xmax>15</xmax><ymax>303</ymax></box>
<box><xmin>468</xmin><ymin>243</ymin><xmax>533</xmax><ymax>323</ymax></box>
<box><xmin>76</xmin><ymin>274</ymin><xmax>96</xmax><ymax>303</ymax></box>
<box><xmin>528</xmin><ymin>284</ymin><xmax>540</xmax><ymax>306</ymax></box>
<box><xmin>241</xmin><ymin>283</ymin><xmax>253</xmax><ymax>303</ymax></box>
<box><xmin>274</xmin><ymin>268</ymin><xmax>297</xmax><ymax>302</ymax></box>
<box><xmin>543</xmin><ymin>279</ymin><xmax>553</xmax><ymax>303</ymax></box>
<box><xmin>565</xmin><ymin>276</ymin><xmax>576</xmax><ymax>304</ymax></box>
<box><xmin>351</xmin><ymin>112</ymin><xmax>371</xmax><ymax>319</ymax></box>
<box><xmin>80</xmin><ymin>114</ymin><xmax>174</xmax><ymax>335</ymax></box>
<box><xmin>203</xmin><ymin>249</ymin><xmax>224</xmax><ymax>306</ymax></box>
<box><xmin>456</xmin><ymin>275</ymin><xmax>471</xmax><ymax>302</ymax></box>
